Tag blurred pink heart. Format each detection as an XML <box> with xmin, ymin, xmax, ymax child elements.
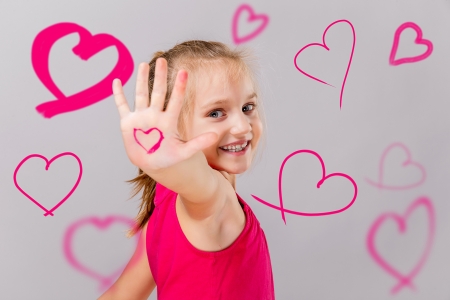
<box><xmin>367</xmin><ymin>197</ymin><xmax>435</xmax><ymax>294</ymax></box>
<box><xmin>232</xmin><ymin>4</ymin><xmax>269</xmax><ymax>44</ymax></box>
<box><xmin>63</xmin><ymin>215</ymin><xmax>141</xmax><ymax>291</ymax></box>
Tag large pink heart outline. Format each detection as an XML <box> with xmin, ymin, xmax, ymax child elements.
<box><xmin>294</xmin><ymin>19</ymin><xmax>356</xmax><ymax>109</ymax></box>
<box><xmin>134</xmin><ymin>127</ymin><xmax>164</xmax><ymax>154</ymax></box>
<box><xmin>367</xmin><ymin>197</ymin><xmax>435</xmax><ymax>294</ymax></box>
<box><xmin>13</xmin><ymin>152</ymin><xmax>83</xmax><ymax>216</ymax></box>
<box><xmin>232</xmin><ymin>4</ymin><xmax>269</xmax><ymax>45</ymax></box>
<box><xmin>32</xmin><ymin>22</ymin><xmax>134</xmax><ymax>118</ymax></box>
<box><xmin>251</xmin><ymin>150</ymin><xmax>358</xmax><ymax>225</ymax></box>
<box><xmin>389</xmin><ymin>22</ymin><xmax>433</xmax><ymax>66</ymax></box>
<box><xmin>366</xmin><ymin>142</ymin><xmax>426</xmax><ymax>190</ymax></box>
<box><xmin>63</xmin><ymin>215</ymin><xmax>140</xmax><ymax>291</ymax></box>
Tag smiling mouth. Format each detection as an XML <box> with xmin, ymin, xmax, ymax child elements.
<box><xmin>219</xmin><ymin>140</ymin><xmax>250</xmax><ymax>152</ymax></box>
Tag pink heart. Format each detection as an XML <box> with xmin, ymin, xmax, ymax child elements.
<box><xmin>63</xmin><ymin>215</ymin><xmax>141</xmax><ymax>291</ymax></box>
<box><xmin>389</xmin><ymin>22</ymin><xmax>433</xmax><ymax>66</ymax></box>
<box><xmin>294</xmin><ymin>19</ymin><xmax>356</xmax><ymax>109</ymax></box>
<box><xmin>134</xmin><ymin>127</ymin><xmax>164</xmax><ymax>154</ymax></box>
<box><xmin>232</xmin><ymin>4</ymin><xmax>269</xmax><ymax>45</ymax></box>
<box><xmin>366</xmin><ymin>142</ymin><xmax>426</xmax><ymax>190</ymax></box>
<box><xmin>32</xmin><ymin>22</ymin><xmax>134</xmax><ymax>118</ymax></box>
<box><xmin>367</xmin><ymin>197</ymin><xmax>435</xmax><ymax>294</ymax></box>
<box><xmin>251</xmin><ymin>149</ymin><xmax>358</xmax><ymax>224</ymax></box>
<box><xmin>13</xmin><ymin>152</ymin><xmax>83</xmax><ymax>216</ymax></box>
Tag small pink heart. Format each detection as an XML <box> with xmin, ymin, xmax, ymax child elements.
<box><xmin>133</xmin><ymin>127</ymin><xmax>164</xmax><ymax>154</ymax></box>
<box><xmin>63</xmin><ymin>215</ymin><xmax>141</xmax><ymax>291</ymax></box>
<box><xmin>13</xmin><ymin>152</ymin><xmax>83</xmax><ymax>216</ymax></box>
<box><xmin>251</xmin><ymin>149</ymin><xmax>358</xmax><ymax>224</ymax></box>
<box><xmin>32</xmin><ymin>22</ymin><xmax>134</xmax><ymax>118</ymax></box>
<box><xmin>366</xmin><ymin>142</ymin><xmax>426</xmax><ymax>190</ymax></box>
<box><xmin>389</xmin><ymin>22</ymin><xmax>433</xmax><ymax>66</ymax></box>
<box><xmin>232</xmin><ymin>4</ymin><xmax>269</xmax><ymax>45</ymax></box>
<box><xmin>294</xmin><ymin>19</ymin><xmax>356</xmax><ymax>109</ymax></box>
<box><xmin>367</xmin><ymin>197</ymin><xmax>435</xmax><ymax>294</ymax></box>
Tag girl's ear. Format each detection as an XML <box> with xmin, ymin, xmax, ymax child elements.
<box><xmin>218</xmin><ymin>170</ymin><xmax>236</xmax><ymax>190</ymax></box>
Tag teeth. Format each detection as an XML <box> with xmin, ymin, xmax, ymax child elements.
<box><xmin>220</xmin><ymin>141</ymin><xmax>248</xmax><ymax>151</ymax></box>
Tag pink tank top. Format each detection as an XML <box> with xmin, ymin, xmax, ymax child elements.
<box><xmin>146</xmin><ymin>182</ymin><xmax>275</xmax><ymax>299</ymax></box>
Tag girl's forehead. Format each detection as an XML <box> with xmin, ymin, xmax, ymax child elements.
<box><xmin>194</xmin><ymin>67</ymin><xmax>253</xmax><ymax>95</ymax></box>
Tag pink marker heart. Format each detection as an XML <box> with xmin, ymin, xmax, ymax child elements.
<box><xmin>294</xmin><ymin>19</ymin><xmax>356</xmax><ymax>109</ymax></box>
<box><xmin>251</xmin><ymin>149</ymin><xmax>358</xmax><ymax>225</ymax></box>
<box><xmin>367</xmin><ymin>197</ymin><xmax>435</xmax><ymax>294</ymax></box>
<box><xmin>232</xmin><ymin>4</ymin><xmax>269</xmax><ymax>45</ymax></box>
<box><xmin>389</xmin><ymin>22</ymin><xmax>433</xmax><ymax>66</ymax></box>
<box><xmin>63</xmin><ymin>215</ymin><xmax>140</xmax><ymax>291</ymax></box>
<box><xmin>366</xmin><ymin>142</ymin><xmax>426</xmax><ymax>190</ymax></box>
<box><xmin>13</xmin><ymin>152</ymin><xmax>82</xmax><ymax>216</ymax></box>
<box><xmin>134</xmin><ymin>127</ymin><xmax>164</xmax><ymax>154</ymax></box>
<box><xmin>32</xmin><ymin>22</ymin><xmax>134</xmax><ymax>118</ymax></box>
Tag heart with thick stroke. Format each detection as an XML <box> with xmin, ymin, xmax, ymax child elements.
<box><xmin>32</xmin><ymin>22</ymin><xmax>133</xmax><ymax>118</ymax></box>
<box><xmin>389</xmin><ymin>22</ymin><xmax>433</xmax><ymax>66</ymax></box>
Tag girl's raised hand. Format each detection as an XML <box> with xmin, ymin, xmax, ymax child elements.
<box><xmin>113</xmin><ymin>58</ymin><xmax>218</xmax><ymax>174</ymax></box>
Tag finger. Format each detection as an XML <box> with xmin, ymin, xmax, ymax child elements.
<box><xmin>166</xmin><ymin>70</ymin><xmax>187</xmax><ymax>119</ymax></box>
<box><xmin>181</xmin><ymin>132</ymin><xmax>218</xmax><ymax>159</ymax></box>
<box><xmin>113</xmin><ymin>78</ymin><xmax>130</xmax><ymax>119</ymax></box>
<box><xmin>135</xmin><ymin>62</ymin><xmax>150</xmax><ymax>111</ymax></box>
<box><xmin>150</xmin><ymin>58</ymin><xmax>168</xmax><ymax>111</ymax></box>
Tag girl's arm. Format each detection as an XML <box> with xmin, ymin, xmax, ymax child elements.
<box><xmin>98</xmin><ymin>222</ymin><xmax>155</xmax><ymax>300</ymax></box>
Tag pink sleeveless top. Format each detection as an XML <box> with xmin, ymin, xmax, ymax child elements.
<box><xmin>146</xmin><ymin>182</ymin><xmax>275</xmax><ymax>299</ymax></box>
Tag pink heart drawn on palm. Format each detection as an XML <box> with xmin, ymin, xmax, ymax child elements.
<box><xmin>389</xmin><ymin>22</ymin><xmax>433</xmax><ymax>66</ymax></box>
<box><xmin>294</xmin><ymin>19</ymin><xmax>356</xmax><ymax>109</ymax></box>
<box><xmin>367</xmin><ymin>197</ymin><xmax>435</xmax><ymax>294</ymax></box>
<box><xmin>134</xmin><ymin>127</ymin><xmax>164</xmax><ymax>154</ymax></box>
<box><xmin>366</xmin><ymin>142</ymin><xmax>426</xmax><ymax>190</ymax></box>
<box><xmin>251</xmin><ymin>149</ymin><xmax>358</xmax><ymax>225</ymax></box>
<box><xmin>63</xmin><ymin>215</ymin><xmax>141</xmax><ymax>291</ymax></box>
<box><xmin>13</xmin><ymin>152</ymin><xmax>83</xmax><ymax>216</ymax></box>
<box><xmin>232</xmin><ymin>4</ymin><xmax>269</xmax><ymax>45</ymax></box>
<box><xmin>32</xmin><ymin>22</ymin><xmax>134</xmax><ymax>118</ymax></box>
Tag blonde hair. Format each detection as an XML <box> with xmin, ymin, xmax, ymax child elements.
<box><xmin>126</xmin><ymin>40</ymin><xmax>267</xmax><ymax>236</ymax></box>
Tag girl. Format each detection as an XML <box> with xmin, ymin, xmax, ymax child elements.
<box><xmin>99</xmin><ymin>41</ymin><xmax>275</xmax><ymax>300</ymax></box>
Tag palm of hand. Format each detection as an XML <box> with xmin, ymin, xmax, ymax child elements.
<box><xmin>112</xmin><ymin>58</ymin><xmax>217</xmax><ymax>173</ymax></box>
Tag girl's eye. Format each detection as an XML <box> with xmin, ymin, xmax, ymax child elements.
<box><xmin>208</xmin><ymin>110</ymin><xmax>224</xmax><ymax>118</ymax></box>
<box><xmin>243</xmin><ymin>103</ymin><xmax>257</xmax><ymax>112</ymax></box>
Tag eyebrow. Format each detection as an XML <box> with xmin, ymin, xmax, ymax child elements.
<box><xmin>201</xmin><ymin>92</ymin><xmax>257</xmax><ymax>110</ymax></box>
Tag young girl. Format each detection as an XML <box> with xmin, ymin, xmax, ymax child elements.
<box><xmin>99</xmin><ymin>40</ymin><xmax>275</xmax><ymax>299</ymax></box>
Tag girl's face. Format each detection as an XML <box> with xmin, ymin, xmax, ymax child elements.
<box><xmin>185</xmin><ymin>66</ymin><xmax>262</xmax><ymax>175</ymax></box>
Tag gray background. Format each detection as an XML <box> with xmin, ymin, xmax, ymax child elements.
<box><xmin>1</xmin><ymin>0</ymin><xmax>450</xmax><ymax>299</ymax></box>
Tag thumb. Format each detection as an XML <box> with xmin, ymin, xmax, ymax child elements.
<box><xmin>182</xmin><ymin>132</ymin><xmax>218</xmax><ymax>154</ymax></box>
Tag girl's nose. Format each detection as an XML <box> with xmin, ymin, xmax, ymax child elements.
<box><xmin>230</xmin><ymin>113</ymin><xmax>251</xmax><ymax>135</ymax></box>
